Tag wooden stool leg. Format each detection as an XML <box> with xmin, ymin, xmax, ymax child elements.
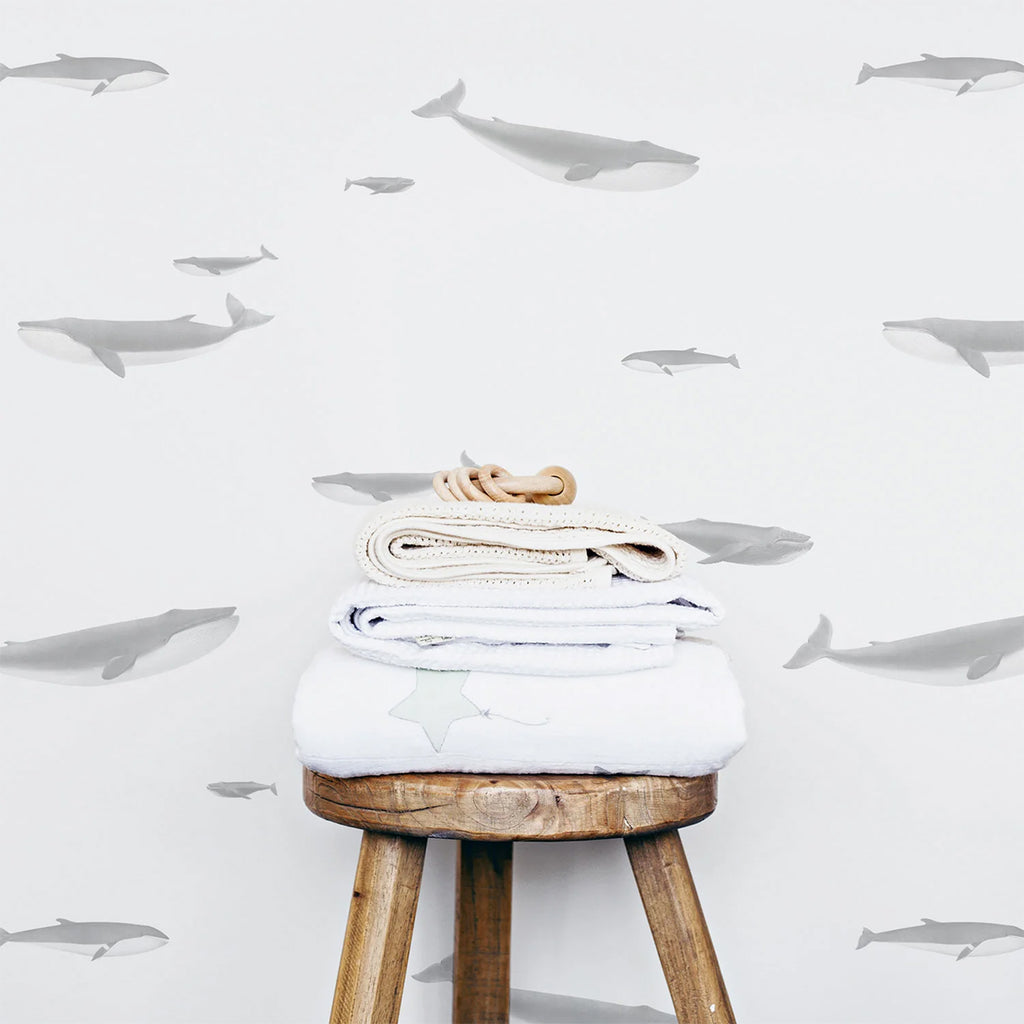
<box><xmin>330</xmin><ymin>830</ymin><xmax>427</xmax><ymax>1024</ymax></box>
<box><xmin>625</xmin><ymin>830</ymin><xmax>735</xmax><ymax>1024</ymax></box>
<box><xmin>453</xmin><ymin>840</ymin><xmax>513</xmax><ymax>1024</ymax></box>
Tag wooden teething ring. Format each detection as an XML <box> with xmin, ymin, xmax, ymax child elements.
<box><xmin>432</xmin><ymin>464</ymin><xmax>577</xmax><ymax>505</ymax></box>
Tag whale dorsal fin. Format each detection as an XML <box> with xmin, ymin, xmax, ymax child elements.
<box><xmin>56</xmin><ymin>53</ymin><xmax>76</xmax><ymax>59</ymax></box>
<box><xmin>921</xmin><ymin>918</ymin><xmax>940</xmax><ymax>925</ymax></box>
<box><xmin>102</xmin><ymin>653</ymin><xmax>138</xmax><ymax>681</ymax></box>
<box><xmin>174</xmin><ymin>314</ymin><xmax>197</xmax><ymax>321</ymax></box>
<box><xmin>967</xmin><ymin>653</ymin><xmax>1002</xmax><ymax>680</ymax></box>
<box><xmin>491</xmin><ymin>116</ymin><xmax>507</xmax><ymax>123</ymax></box>
<box><xmin>56</xmin><ymin>918</ymin><xmax>76</xmax><ymax>924</ymax></box>
<box><xmin>681</xmin><ymin>347</ymin><xmax>697</xmax><ymax>352</ymax></box>
<box><xmin>920</xmin><ymin>53</ymin><xmax>941</xmax><ymax>59</ymax></box>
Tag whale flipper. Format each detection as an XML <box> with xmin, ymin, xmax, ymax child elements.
<box><xmin>956</xmin><ymin>945</ymin><xmax>975</xmax><ymax>961</ymax></box>
<box><xmin>956</xmin><ymin>347</ymin><xmax>991</xmax><ymax>377</ymax></box>
<box><xmin>91</xmin><ymin>347</ymin><xmax>126</xmax><ymax>378</ymax></box>
<box><xmin>92</xmin><ymin>81</ymin><xmax>109</xmax><ymax>96</ymax></box>
<box><xmin>967</xmin><ymin>653</ymin><xmax>1002</xmax><ymax>680</ymax></box>
<box><xmin>91</xmin><ymin>945</ymin><xmax>110</xmax><ymax>961</ymax></box>
<box><xmin>956</xmin><ymin>80</ymin><xmax>977</xmax><ymax>96</ymax></box>
<box><xmin>102</xmin><ymin>654</ymin><xmax>138</xmax><ymax>680</ymax></box>
<box><xmin>565</xmin><ymin>163</ymin><xmax>602</xmax><ymax>181</ymax></box>
<box><xmin>699</xmin><ymin>542</ymin><xmax>755</xmax><ymax>565</ymax></box>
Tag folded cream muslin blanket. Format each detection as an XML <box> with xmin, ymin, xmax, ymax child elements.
<box><xmin>355</xmin><ymin>498</ymin><xmax>689</xmax><ymax>587</ymax></box>
<box><xmin>329</xmin><ymin>575</ymin><xmax>724</xmax><ymax>675</ymax></box>
<box><xmin>294</xmin><ymin>639</ymin><xmax>746</xmax><ymax>778</ymax></box>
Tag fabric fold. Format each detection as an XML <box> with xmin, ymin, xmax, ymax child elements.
<box><xmin>329</xmin><ymin>575</ymin><xmax>724</xmax><ymax>675</ymax></box>
<box><xmin>293</xmin><ymin>639</ymin><xmax>746</xmax><ymax>778</ymax></box>
<box><xmin>354</xmin><ymin>498</ymin><xmax>689</xmax><ymax>587</ymax></box>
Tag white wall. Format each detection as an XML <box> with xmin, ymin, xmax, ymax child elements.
<box><xmin>0</xmin><ymin>1</ymin><xmax>1021</xmax><ymax>1021</ymax></box>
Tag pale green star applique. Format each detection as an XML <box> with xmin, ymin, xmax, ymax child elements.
<box><xmin>389</xmin><ymin>669</ymin><xmax>481</xmax><ymax>752</ymax></box>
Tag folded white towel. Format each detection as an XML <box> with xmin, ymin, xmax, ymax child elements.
<box><xmin>329</xmin><ymin>575</ymin><xmax>723</xmax><ymax>675</ymax></box>
<box><xmin>355</xmin><ymin>498</ymin><xmax>688</xmax><ymax>588</ymax></box>
<box><xmin>293</xmin><ymin>639</ymin><xmax>746</xmax><ymax>778</ymax></box>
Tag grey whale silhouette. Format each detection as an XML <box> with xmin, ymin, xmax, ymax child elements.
<box><xmin>622</xmin><ymin>348</ymin><xmax>739</xmax><ymax>374</ymax></box>
<box><xmin>0</xmin><ymin>607</ymin><xmax>238</xmax><ymax>685</ymax></box>
<box><xmin>662</xmin><ymin>519</ymin><xmax>813</xmax><ymax>565</ymax></box>
<box><xmin>345</xmin><ymin>177</ymin><xmax>415</xmax><ymax>194</ymax></box>
<box><xmin>858</xmin><ymin>919</ymin><xmax>1024</xmax><ymax>960</ymax></box>
<box><xmin>0</xmin><ymin>920</ymin><xmax>169</xmax><ymax>959</ymax></box>
<box><xmin>173</xmin><ymin>246</ymin><xmax>277</xmax><ymax>276</ymax></box>
<box><xmin>413</xmin><ymin>79</ymin><xmax>698</xmax><ymax>191</ymax></box>
<box><xmin>312</xmin><ymin>452</ymin><xmax>479</xmax><ymax>503</ymax></box>
<box><xmin>207</xmin><ymin>781</ymin><xmax>278</xmax><ymax>799</ymax></box>
<box><xmin>882</xmin><ymin>318</ymin><xmax>1024</xmax><ymax>377</ymax></box>
<box><xmin>857</xmin><ymin>54</ymin><xmax>1024</xmax><ymax>94</ymax></box>
<box><xmin>785</xmin><ymin>613</ymin><xmax>1024</xmax><ymax>685</ymax></box>
<box><xmin>0</xmin><ymin>54</ymin><xmax>168</xmax><ymax>94</ymax></box>
<box><xmin>18</xmin><ymin>293</ymin><xmax>273</xmax><ymax>377</ymax></box>
<box><xmin>413</xmin><ymin>954</ymin><xmax>674</xmax><ymax>1021</ymax></box>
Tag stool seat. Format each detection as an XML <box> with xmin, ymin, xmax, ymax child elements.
<box><xmin>304</xmin><ymin>769</ymin><xmax>717</xmax><ymax>841</ymax></box>
<box><xmin>305</xmin><ymin>767</ymin><xmax>735</xmax><ymax>1023</ymax></box>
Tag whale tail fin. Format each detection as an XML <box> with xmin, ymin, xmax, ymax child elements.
<box><xmin>856</xmin><ymin>928</ymin><xmax>876</xmax><ymax>949</ymax></box>
<box><xmin>728</xmin><ymin>354</ymin><xmax>740</xmax><ymax>368</ymax></box>
<box><xmin>269</xmin><ymin>783</ymin><xmax>278</xmax><ymax>796</ymax></box>
<box><xmin>0</xmin><ymin>64</ymin><xmax>10</xmax><ymax>83</ymax></box>
<box><xmin>857</xmin><ymin>63</ymin><xmax>875</xmax><ymax>85</ymax></box>
<box><xmin>413</xmin><ymin>79</ymin><xmax>466</xmax><ymax>119</ymax></box>
<box><xmin>784</xmin><ymin>615</ymin><xmax>834</xmax><ymax>669</ymax></box>
<box><xmin>260</xmin><ymin>245</ymin><xmax>278</xmax><ymax>261</ymax></box>
<box><xmin>344</xmin><ymin>178</ymin><xmax>353</xmax><ymax>190</ymax></box>
<box><xmin>0</xmin><ymin>928</ymin><xmax>10</xmax><ymax>945</ymax></box>
<box><xmin>225</xmin><ymin>294</ymin><xmax>274</xmax><ymax>330</ymax></box>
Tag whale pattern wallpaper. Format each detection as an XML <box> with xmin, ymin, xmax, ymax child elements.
<box><xmin>0</xmin><ymin>1</ymin><xmax>1020</xmax><ymax>1022</ymax></box>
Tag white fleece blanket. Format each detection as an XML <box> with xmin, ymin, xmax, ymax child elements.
<box><xmin>355</xmin><ymin>498</ymin><xmax>689</xmax><ymax>587</ymax></box>
<box><xmin>293</xmin><ymin>639</ymin><xmax>746</xmax><ymax>778</ymax></box>
<box><xmin>328</xmin><ymin>576</ymin><xmax>724</xmax><ymax>675</ymax></box>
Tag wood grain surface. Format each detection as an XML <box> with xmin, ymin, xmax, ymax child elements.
<box><xmin>304</xmin><ymin>770</ymin><xmax>717</xmax><ymax>842</ymax></box>
<box><xmin>329</xmin><ymin>830</ymin><xmax>427</xmax><ymax>1024</ymax></box>
<box><xmin>453</xmin><ymin>840</ymin><xmax>513</xmax><ymax>1024</ymax></box>
<box><xmin>625</xmin><ymin>830</ymin><xmax>736</xmax><ymax>1024</ymax></box>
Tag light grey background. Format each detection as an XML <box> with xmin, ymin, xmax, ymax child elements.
<box><xmin>0</xmin><ymin>0</ymin><xmax>1021</xmax><ymax>1021</ymax></box>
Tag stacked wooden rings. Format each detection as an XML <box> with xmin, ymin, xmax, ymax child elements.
<box><xmin>432</xmin><ymin>464</ymin><xmax>577</xmax><ymax>505</ymax></box>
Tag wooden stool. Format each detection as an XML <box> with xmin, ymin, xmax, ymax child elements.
<box><xmin>304</xmin><ymin>768</ymin><xmax>735</xmax><ymax>1024</ymax></box>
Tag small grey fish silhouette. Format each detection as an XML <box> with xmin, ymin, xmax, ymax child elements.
<box><xmin>344</xmin><ymin>177</ymin><xmax>415</xmax><ymax>195</ymax></box>
<box><xmin>0</xmin><ymin>920</ymin><xmax>169</xmax><ymax>960</ymax></box>
<box><xmin>207</xmin><ymin>781</ymin><xmax>278</xmax><ymax>800</ymax></box>
<box><xmin>621</xmin><ymin>349</ymin><xmax>740</xmax><ymax>375</ymax></box>
<box><xmin>0</xmin><ymin>607</ymin><xmax>238</xmax><ymax>686</ymax></box>
<box><xmin>18</xmin><ymin>293</ymin><xmax>273</xmax><ymax>377</ymax></box>
<box><xmin>413</xmin><ymin>80</ymin><xmax>698</xmax><ymax>191</ymax></box>
<box><xmin>413</xmin><ymin>955</ymin><xmax>674</xmax><ymax>1021</ymax></box>
<box><xmin>662</xmin><ymin>519</ymin><xmax>813</xmax><ymax>565</ymax></box>
<box><xmin>785</xmin><ymin>614</ymin><xmax>1024</xmax><ymax>685</ymax></box>
<box><xmin>173</xmin><ymin>246</ymin><xmax>278</xmax><ymax>277</ymax></box>
<box><xmin>0</xmin><ymin>54</ymin><xmax>168</xmax><ymax>95</ymax></box>
<box><xmin>857</xmin><ymin>54</ymin><xmax>1024</xmax><ymax>94</ymax></box>
<box><xmin>882</xmin><ymin>318</ymin><xmax>1024</xmax><ymax>378</ymax></box>
<box><xmin>857</xmin><ymin>919</ymin><xmax>1024</xmax><ymax>960</ymax></box>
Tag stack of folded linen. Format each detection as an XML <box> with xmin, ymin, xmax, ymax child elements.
<box><xmin>293</xmin><ymin>497</ymin><xmax>746</xmax><ymax>778</ymax></box>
